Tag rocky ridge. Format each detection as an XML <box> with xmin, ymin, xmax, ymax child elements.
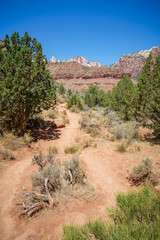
<box><xmin>47</xmin><ymin>62</ymin><xmax>131</xmax><ymax>91</ymax></box>
<box><xmin>112</xmin><ymin>46</ymin><xmax>160</xmax><ymax>77</ymax></box>
<box><xmin>50</xmin><ymin>55</ymin><xmax>101</xmax><ymax>68</ymax></box>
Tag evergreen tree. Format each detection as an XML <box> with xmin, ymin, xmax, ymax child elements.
<box><xmin>0</xmin><ymin>32</ymin><xmax>56</xmax><ymax>134</ymax></box>
<box><xmin>136</xmin><ymin>54</ymin><xmax>153</xmax><ymax>118</ymax></box>
<box><xmin>59</xmin><ymin>82</ymin><xmax>65</xmax><ymax>94</ymax></box>
<box><xmin>84</xmin><ymin>85</ymin><xmax>105</xmax><ymax>107</ymax></box>
<box><xmin>145</xmin><ymin>55</ymin><xmax>160</xmax><ymax>136</ymax></box>
<box><xmin>110</xmin><ymin>76</ymin><xmax>137</xmax><ymax>120</ymax></box>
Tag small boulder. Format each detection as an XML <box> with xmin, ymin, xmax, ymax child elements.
<box><xmin>54</xmin><ymin>118</ymin><xmax>65</xmax><ymax>128</ymax></box>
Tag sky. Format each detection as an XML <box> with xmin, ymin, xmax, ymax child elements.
<box><xmin>0</xmin><ymin>0</ymin><xmax>160</xmax><ymax>65</ymax></box>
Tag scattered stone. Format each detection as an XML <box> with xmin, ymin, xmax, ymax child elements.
<box><xmin>54</xmin><ymin>118</ymin><xmax>65</xmax><ymax>128</ymax></box>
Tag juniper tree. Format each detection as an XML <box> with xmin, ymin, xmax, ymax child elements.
<box><xmin>110</xmin><ymin>76</ymin><xmax>137</xmax><ymax>120</ymax></box>
<box><xmin>0</xmin><ymin>32</ymin><xmax>56</xmax><ymax>134</ymax></box>
<box><xmin>144</xmin><ymin>55</ymin><xmax>160</xmax><ymax>136</ymax></box>
<box><xmin>136</xmin><ymin>54</ymin><xmax>153</xmax><ymax>118</ymax></box>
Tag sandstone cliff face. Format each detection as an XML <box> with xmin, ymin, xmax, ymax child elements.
<box><xmin>113</xmin><ymin>46</ymin><xmax>160</xmax><ymax>77</ymax></box>
<box><xmin>48</xmin><ymin>62</ymin><xmax>130</xmax><ymax>80</ymax></box>
<box><xmin>47</xmin><ymin>62</ymin><xmax>131</xmax><ymax>91</ymax></box>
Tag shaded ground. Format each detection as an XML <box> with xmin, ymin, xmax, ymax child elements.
<box><xmin>0</xmin><ymin>103</ymin><xmax>160</xmax><ymax>240</ymax></box>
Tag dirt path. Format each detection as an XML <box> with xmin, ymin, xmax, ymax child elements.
<box><xmin>0</xmin><ymin>105</ymin><xmax>80</xmax><ymax>240</ymax></box>
<box><xmin>0</xmin><ymin>104</ymin><xmax>159</xmax><ymax>240</ymax></box>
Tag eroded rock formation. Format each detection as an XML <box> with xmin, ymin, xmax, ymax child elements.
<box><xmin>113</xmin><ymin>46</ymin><xmax>160</xmax><ymax>77</ymax></box>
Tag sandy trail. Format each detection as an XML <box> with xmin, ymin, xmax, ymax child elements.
<box><xmin>0</xmin><ymin>105</ymin><xmax>80</xmax><ymax>240</ymax></box>
<box><xmin>0</xmin><ymin>104</ymin><xmax>159</xmax><ymax>240</ymax></box>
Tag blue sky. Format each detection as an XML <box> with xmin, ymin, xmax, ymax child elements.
<box><xmin>0</xmin><ymin>0</ymin><xmax>160</xmax><ymax>65</ymax></box>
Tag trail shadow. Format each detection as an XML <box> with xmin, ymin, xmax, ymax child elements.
<box><xmin>143</xmin><ymin>135</ymin><xmax>160</xmax><ymax>145</ymax></box>
<box><xmin>27</xmin><ymin>118</ymin><xmax>61</xmax><ymax>142</ymax></box>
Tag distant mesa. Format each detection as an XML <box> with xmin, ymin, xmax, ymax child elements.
<box><xmin>49</xmin><ymin>55</ymin><xmax>101</xmax><ymax>68</ymax></box>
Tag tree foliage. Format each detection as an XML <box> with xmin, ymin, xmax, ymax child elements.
<box><xmin>84</xmin><ymin>85</ymin><xmax>106</xmax><ymax>107</ymax></box>
<box><xmin>110</xmin><ymin>76</ymin><xmax>137</xmax><ymax>120</ymax></box>
<box><xmin>67</xmin><ymin>94</ymin><xmax>83</xmax><ymax>110</ymax></box>
<box><xmin>136</xmin><ymin>54</ymin><xmax>160</xmax><ymax>136</ymax></box>
<box><xmin>0</xmin><ymin>32</ymin><xmax>56</xmax><ymax>134</ymax></box>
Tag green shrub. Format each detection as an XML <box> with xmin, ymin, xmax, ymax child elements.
<box><xmin>63</xmin><ymin>186</ymin><xmax>160</xmax><ymax>240</ymax></box>
<box><xmin>88</xmin><ymin>218</ymin><xmax>108</xmax><ymax>240</ymax></box>
<box><xmin>63</xmin><ymin>225</ymin><xmax>89</xmax><ymax>240</ymax></box>
<box><xmin>84</xmin><ymin>85</ymin><xmax>105</xmax><ymax>107</ymax></box>
<box><xmin>111</xmin><ymin>121</ymin><xmax>137</xmax><ymax>140</ymax></box>
<box><xmin>67</xmin><ymin>95</ymin><xmax>83</xmax><ymax>110</ymax></box>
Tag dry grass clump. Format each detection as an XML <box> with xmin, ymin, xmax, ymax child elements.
<box><xmin>0</xmin><ymin>149</ymin><xmax>15</xmax><ymax>160</ymax></box>
<box><xmin>64</xmin><ymin>144</ymin><xmax>80</xmax><ymax>154</ymax></box>
<box><xmin>128</xmin><ymin>158</ymin><xmax>160</xmax><ymax>186</ymax></box>
<box><xmin>116</xmin><ymin>140</ymin><xmax>141</xmax><ymax>153</ymax></box>
<box><xmin>47</xmin><ymin>146</ymin><xmax>58</xmax><ymax>154</ymax></box>
<box><xmin>1</xmin><ymin>133</ymin><xmax>24</xmax><ymax>150</ymax></box>
<box><xmin>111</xmin><ymin>121</ymin><xmax>137</xmax><ymax>140</ymax></box>
<box><xmin>23</xmin><ymin>132</ymin><xmax>33</xmax><ymax>144</ymax></box>
<box><xmin>107</xmin><ymin>135</ymin><xmax>116</xmax><ymax>142</ymax></box>
<box><xmin>82</xmin><ymin>139</ymin><xmax>97</xmax><ymax>148</ymax></box>
<box><xmin>116</xmin><ymin>140</ymin><xmax>130</xmax><ymax>153</ymax></box>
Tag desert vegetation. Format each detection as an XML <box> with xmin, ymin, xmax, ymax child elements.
<box><xmin>0</xmin><ymin>32</ymin><xmax>160</xmax><ymax>240</ymax></box>
<box><xmin>63</xmin><ymin>187</ymin><xmax>160</xmax><ymax>240</ymax></box>
<box><xmin>14</xmin><ymin>154</ymin><xmax>95</xmax><ymax>217</ymax></box>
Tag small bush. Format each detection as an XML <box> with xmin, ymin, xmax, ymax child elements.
<box><xmin>47</xmin><ymin>109</ymin><xmax>58</xmax><ymax>119</ymax></box>
<box><xmin>0</xmin><ymin>150</ymin><xmax>15</xmax><ymax>160</ymax></box>
<box><xmin>116</xmin><ymin>141</ymin><xmax>128</xmax><ymax>153</ymax></box>
<box><xmin>47</xmin><ymin>146</ymin><xmax>58</xmax><ymax>154</ymax></box>
<box><xmin>111</xmin><ymin>121</ymin><xmax>137</xmax><ymax>140</ymax></box>
<box><xmin>128</xmin><ymin>158</ymin><xmax>159</xmax><ymax>186</ymax></box>
<box><xmin>105</xmin><ymin>111</ymin><xmax>122</xmax><ymax>123</ymax></box>
<box><xmin>80</xmin><ymin>115</ymin><xmax>101</xmax><ymax>137</ymax></box>
<box><xmin>33</xmin><ymin>162</ymin><xmax>62</xmax><ymax>191</ymax></box>
<box><xmin>1</xmin><ymin>133</ymin><xmax>24</xmax><ymax>150</ymax></box>
<box><xmin>64</xmin><ymin>145</ymin><xmax>80</xmax><ymax>154</ymax></box>
<box><xmin>32</xmin><ymin>152</ymin><xmax>55</xmax><ymax>169</ymax></box>
<box><xmin>64</xmin><ymin>156</ymin><xmax>86</xmax><ymax>185</ymax></box>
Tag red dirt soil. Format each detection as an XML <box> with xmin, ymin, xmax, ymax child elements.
<box><xmin>0</xmin><ymin>104</ymin><xmax>160</xmax><ymax>240</ymax></box>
